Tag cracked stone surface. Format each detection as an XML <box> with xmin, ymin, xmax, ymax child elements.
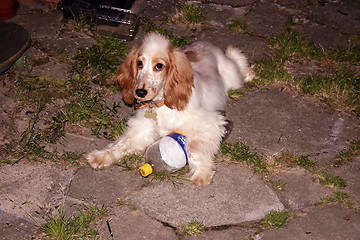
<box><xmin>96</xmin><ymin>206</ymin><xmax>178</xmax><ymax>240</ymax></box>
<box><xmin>0</xmin><ymin>0</ymin><xmax>359</xmax><ymax>239</ymax></box>
<box><xmin>272</xmin><ymin>168</ymin><xmax>333</xmax><ymax>210</ymax></box>
<box><xmin>129</xmin><ymin>164</ymin><xmax>284</xmax><ymax>227</ymax></box>
<box><xmin>67</xmin><ymin>166</ymin><xmax>147</xmax><ymax>207</ymax></box>
<box><xmin>0</xmin><ymin>162</ymin><xmax>75</xmax><ymax>224</ymax></box>
<box><xmin>256</xmin><ymin>205</ymin><xmax>360</xmax><ymax>240</ymax></box>
<box><xmin>227</xmin><ymin>88</ymin><xmax>359</xmax><ymax>165</ymax></box>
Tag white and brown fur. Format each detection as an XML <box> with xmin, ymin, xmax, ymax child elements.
<box><xmin>86</xmin><ymin>32</ymin><xmax>255</xmax><ymax>186</ymax></box>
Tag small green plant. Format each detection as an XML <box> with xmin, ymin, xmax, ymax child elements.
<box><xmin>42</xmin><ymin>205</ymin><xmax>107</xmax><ymax>239</ymax></box>
<box><xmin>178</xmin><ymin>220</ymin><xmax>205</xmax><ymax>236</ymax></box>
<box><xmin>220</xmin><ymin>142</ymin><xmax>268</xmax><ymax>173</ymax></box>
<box><xmin>317</xmin><ymin>191</ymin><xmax>350</xmax><ymax>206</ymax></box>
<box><xmin>228</xmin><ymin>19</ymin><xmax>248</xmax><ymax>32</ymax></box>
<box><xmin>261</xmin><ymin>210</ymin><xmax>291</xmax><ymax>229</ymax></box>
<box><xmin>271</xmin><ymin>180</ymin><xmax>286</xmax><ymax>192</ymax></box>
<box><xmin>318</xmin><ymin>172</ymin><xmax>347</xmax><ymax>189</ymax></box>
<box><xmin>228</xmin><ymin>88</ymin><xmax>245</xmax><ymax>99</ymax></box>
<box><xmin>73</xmin><ymin>13</ymin><xmax>90</xmax><ymax>32</ymax></box>
<box><xmin>179</xmin><ymin>3</ymin><xmax>205</xmax><ymax>24</ymax></box>
<box><xmin>317</xmin><ymin>191</ymin><xmax>359</xmax><ymax>213</ymax></box>
<box><xmin>273</xmin><ymin>153</ymin><xmax>316</xmax><ymax>170</ymax></box>
<box><xmin>291</xmin><ymin>155</ymin><xmax>316</xmax><ymax>169</ymax></box>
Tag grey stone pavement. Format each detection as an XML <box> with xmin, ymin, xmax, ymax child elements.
<box><xmin>0</xmin><ymin>0</ymin><xmax>360</xmax><ymax>239</ymax></box>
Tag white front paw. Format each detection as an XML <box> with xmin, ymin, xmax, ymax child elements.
<box><xmin>191</xmin><ymin>169</ymin><xmax>215</xmax><ymax>186</ymax></box>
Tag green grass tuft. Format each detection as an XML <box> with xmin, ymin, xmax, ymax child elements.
<box><xmin>271</xmin><ymin>180</ymin><xmax>286</xmax><ymax>192</ymax></box>
<box><xmin>42</xmin><ymin>205</ymin><xmax>107</xmax><ymax>239</ymax></box>
<box><xmin>178</xmin><ymin>220</ymin><xmax>205</xmax><ymax>236</ymax></box>
<box><xmin>220</xmin><ymin>142</ymin><xmax>268</xmax><ymax>173</ymax></box>
<box><xmin>261</xmin><ymin>210</ymin><xmax>291</xmax><ymax>229</ymax></box>
<box><xmin>228</xmin><ymin>19</ymin><xmax>248</xmax><ymax>32</ymax></box>
<box><xmin>319</xmin><ymin>172</ymin><xmax>347</xmax><ymax>188</ymax></box>
<box><xmin>317</xmin><ymin>191</ymin><xmax>350</xmax><ymax>205</ymax></box>
<box><xmin>317</xmin><ymin>191</ymin><xmax>359</xmax><ymax>213</ymax></box>
<box><xmin>179</xmin><ymin>3</ymin><xmax>205</xmax><ymax>24</ymax></box>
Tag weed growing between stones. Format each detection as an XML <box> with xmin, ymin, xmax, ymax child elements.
<box><xmin>220</xmin><ymin>142</ymin><xmax>268</xmax><ymax>174</ymax></box>
<box><xmin>270</xmin><ymin>153</ymin><xmax>347</xmax><ymax>189</ymax></box>
<box><xmin>317</xmin><ymin>191</ymin><xmax>360</xmax><ymax>214</ymax></box>
<box><xmin>178</xmin><ymin>3</ymin><xmax>205</xmax><ymax>25</ymax></box>
<box><xmin>42</xmin><ymin>205</ymin><xmax>108</xmax><ymax>239</ymax></box>
<box><xmin>228</xmin><ymin>19</ymin><xmax>248</xmax><ymax>32</ymax></box>
<box><xmin>271</xmin><ymin>153</ymin><xmax>316</xmax><ymax>170</ymax></box>
<box><xmin>72</xmin><ymin>13</ymin><xmax>91</xmax><ymax>32</ymax></box>
<box><xmin>261</xmin><ymin>210</ymin><xmax>291</xmax><ymax>229</ymax></box>
<box><xmin>318</xmin><ymin>172</ymin><xmax>347</xmax><ymax>189</ymax></box>
<box><xmin>254</xmin><ymin>29</ymin><xmax>360</xmax><ymax>115</ymax></box>
<box><xmin>177</xmin><ymin>220</ymin><xmax>205</xmax><ymax>236</ymax></box>
<box><xmin>270</xmin><ymin>180</ymin><xmax>286</xmax><ymax>192</ymax></box>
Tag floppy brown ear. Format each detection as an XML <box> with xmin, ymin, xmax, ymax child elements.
<box><xmin>164</xmin><ymin>48</ymin><xmax>194</xmax><ymax>111</ymax></box>
<box><xmin>116</xmin><ymin>48</ymin><xmax>139</xmax><ymax>105</ymax></box>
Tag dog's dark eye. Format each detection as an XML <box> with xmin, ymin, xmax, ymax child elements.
<box><xmin>155</xmin><ymin>63</ymin><xmax>164</xmax><ymax>71</ymax></box>
<box><xmin>137</xmin><ymin>60</ymin><xmax>143</xmax><ymax>69</ymax></box>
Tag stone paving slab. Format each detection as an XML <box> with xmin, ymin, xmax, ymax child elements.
<box><xmin>255</xmin><ymin>204</ymin><xmax>360</xmax><ymax>240</ymax></box>
<box><xmin>67</xmin><ymin>166</ymin><xmax>147</xmax><ymax>207</ymax></box>
<box><xmin>96</xmin><ymin>206</ymin><xmax>178</xmax><ymax>240</ymax></box>
<box><xmin>227</xmin><ymin>88</ymin><xmax>360</xmax><ymax>165</ymax></box>
<box><xmin>272</xmin><ymin>168</ymin><xmax>333</xmax><ymax>210</ymax></box>
<box><xmin>0</xmin><ymin>209</ymin><xmax>37</xmax><ymax>240</ymax></box>
<box><xmin>0</xmin><ymin>162</ymin><xmax>74</xmax><ymax>224</ymax></box>
<box><xmin>129</xmin><ymin>164</ymin><xmax>284</xmax><ymax>227</ymax></box>
<box><xmin>9</xmin><ymin>12</ymin><xmax>63</xmax><ymax>39</ymax></box>
<box><xmin>182</xmin><ymin>227</ymin><xmax>257</xmax><ymax>240</ymax></box>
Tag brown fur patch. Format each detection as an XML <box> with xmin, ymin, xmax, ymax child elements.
<box><xmin>164</xmin><ymin>49</ymin><xmax>194</xmax><ymax>111</ymax></box>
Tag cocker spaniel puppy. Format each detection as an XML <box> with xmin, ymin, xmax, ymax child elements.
<box><xmin>86</xmin><ymin>32</ymin><xmax>255</xmax><ymax>186</ymax></box>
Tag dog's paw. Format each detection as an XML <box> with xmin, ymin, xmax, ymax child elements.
<box><xmin>191</xmin><ymin>169</ymin><xmax>215</xmax><ymax>186</ymax></box>
<box><xmin>243</xmin><ymin>67</ymin><xmax>256</xmax><ymax>82</ymax></box>
<box><xmin>86</xmin><ymin>150</ymin><xmax>113</xmax><ymax>168</ymax></box>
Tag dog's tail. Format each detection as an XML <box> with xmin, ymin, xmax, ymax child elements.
<box><xmin>225</xmin><ymin>46</ymin><xmax>255</xmax><ymax>83</ymax></box>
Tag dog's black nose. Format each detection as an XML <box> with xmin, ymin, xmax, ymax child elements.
<box><xmin>135</xmin><ymin>89</ymin><xmax>148</xmax><ymax>98</ymax></box>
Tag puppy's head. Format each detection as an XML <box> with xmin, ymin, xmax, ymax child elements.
<box><xmin>116</xmin><ymin>32</ymin><xmax>194</xmax><ymax>110</ymax></box>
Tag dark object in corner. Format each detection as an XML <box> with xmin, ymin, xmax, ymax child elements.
<box><xmin>57</xmin><ymin>0</ymin><xmax>136</xmax><ymax>26</ymax></box>
<box><xmin>0</xmin><ymin>22</ymin><xmax>31</xmax><ymax>74</ymax></box>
